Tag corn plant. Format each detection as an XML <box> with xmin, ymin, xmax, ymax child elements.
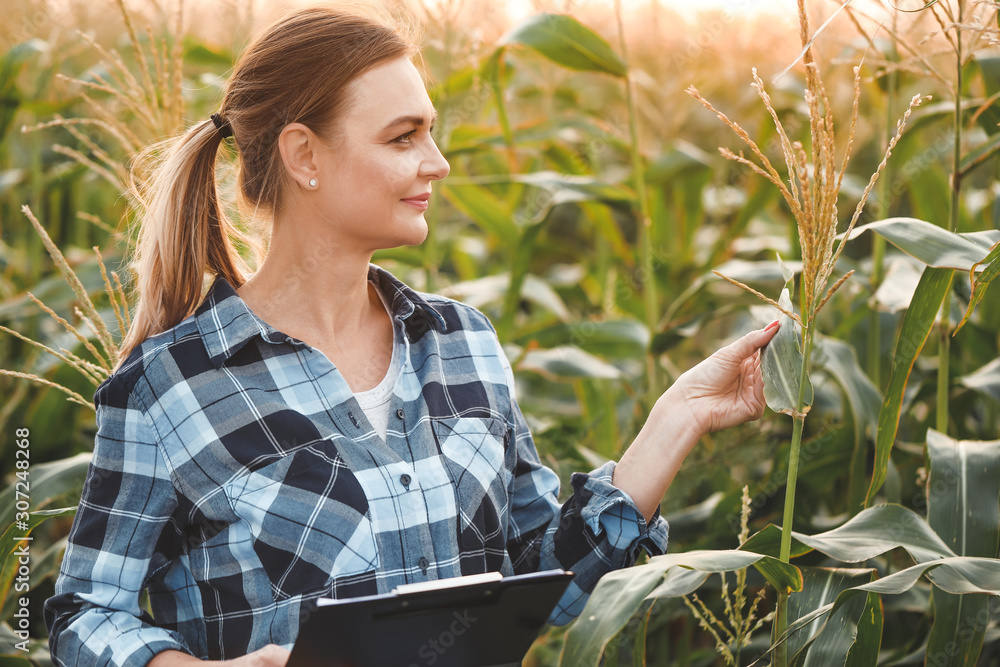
<box><xmin>557</xmin><ymin>2</ymin><xmax>1000</xmax><ymax>664</ymax></box>
<box><xmin>686</xmin><ymin>0</ymin><xmax>924</xmax><ymax>657</ymax></box>
<box><xmin>682</xmin><ymin>487</ymin><xmax>773</xmax><ymax>665</ymax></box>
<box><xmin>4</xmin><ymin>1</ymin><xmax>1000</xmax><ymax>664</ymax></box>
<box><xmin>0</xmin><ymin>2</ymin><xmax>188</xmax><ymax>660</ymax></box>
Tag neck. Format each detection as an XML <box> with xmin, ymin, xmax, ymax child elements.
<box><xmin>237</xmin><ymin>219</ymin><xmax>381</xmax><ymax>348</ymax></box>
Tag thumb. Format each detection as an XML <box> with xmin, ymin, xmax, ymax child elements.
<box><xmin>720</xmin><ymin>320</ymin><xmax>780</xmax><ymax>360</ymax></box>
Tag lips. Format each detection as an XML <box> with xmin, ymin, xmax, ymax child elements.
<box><xmin>401</xmin><ymin>192</ymin><xmax>431</xmax><ymax>210</ymax></box>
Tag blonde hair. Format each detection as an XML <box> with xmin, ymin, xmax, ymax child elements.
<box><xmin>115</xmin><ymin>4</ymin><xmax>419</xmax><ymax>372</ymax></box>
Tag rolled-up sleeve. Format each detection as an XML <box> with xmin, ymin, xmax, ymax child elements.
<box><xmin>499</xmin><ymin>351</ymin><xmax>669</xmax><ymax>626</ymax></box>
<box><xmin>44</xmin><ymin>374</ymin><xmax>192</xmax><ymax>667</ymax></box>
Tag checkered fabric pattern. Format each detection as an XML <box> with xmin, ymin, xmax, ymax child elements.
<box><xmin>44</xmin><ymin>264</ymin><xmax>669</xmax><ymax>666</ymax></box>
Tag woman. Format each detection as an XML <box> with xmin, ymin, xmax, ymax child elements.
<box><xmin>44</xmin><ymin>5</ymin><xmax>779</xmax><ymax>666</ymax></box>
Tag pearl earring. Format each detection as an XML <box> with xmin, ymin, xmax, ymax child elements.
<box><xmin>308</xmin><ymin>178</ymin><xmax>317</xmax><ymax>187</ymax></box>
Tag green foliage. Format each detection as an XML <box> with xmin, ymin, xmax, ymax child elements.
<box><xmin>925</xmin><ymin>430</ymin><xmax>1000</xmax><ymax>664</ymax></box>
<box><xmin>2</xmin><ymin>1</ymin><xmax>1000</xmax><ymax>664</ymax></box>
<box><xmin>955</xmin><ymin>240</ymin><xmax>1000</xmax><ymax>333</ymax></box>
<box><xmin>843</xmin><ymin>218</ymin><xmax>1000</xmax><ymax>271</ymax></box>
<box><xmin>494</xmin><ymin>13</ymin><xmax>628</xmax><ymax>78</ymax></box>
<box><xmin>760</xmin><ymin>288</ymin><xmax>813</xmax><ymax>417</ymax></box>
<box><xmin>786</xmin><ymin>567</ymin><xmax>881</xmax><ymax>665</ymax></box>
<box><xmin>868</xmin><ymin>266</ymin><xmax>952</xmax><ymax>506</ymax></box>
<box><xmin>558</xmin><ymin>550</ymin><xmax>803</xmax><ymax>666</ymax></box>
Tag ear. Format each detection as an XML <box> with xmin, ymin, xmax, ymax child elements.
<box><xmin>277</xmin><ymin>122</ymin><xmax>319</xmax><ymax>189</ymax></box>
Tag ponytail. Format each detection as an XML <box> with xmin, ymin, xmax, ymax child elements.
<box><xmin>114</xmin><ymin>120</ymin><xmax>261</xmax><ymax>372</ymax></box>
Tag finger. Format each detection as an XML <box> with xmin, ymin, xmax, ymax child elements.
<box><xmin>721</xmin><ymin>321</ymin><xmax>781</xmax><ymax>361</ymax></box>
<box><xmin>753</xmin><ymin>363</ymin><xmax>766</xmax><ymax>414</ymax></box>
<box><xmin>745</xmin><ymin>366</ymin><xmax>757</xmax><ymax>402</ymax></box>
<box><xmin>738</xmin><ymin>354</ymin><xmax>761</xmax><ymax>409</ymax></box>
<box><xmin>257</xmin><ymin>645</ymin><xmax>291</xmax><ymax>665</ymax></box>
<box><xmin>741</xmin><ymin>357</ymin><xmax>758</xmax><ymax>395</ymax></box>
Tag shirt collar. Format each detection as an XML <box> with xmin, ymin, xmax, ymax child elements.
<box><xmin>195</xmin><ymin>264</ymin><xmax>448</xmax><ymax>370</ymax></box>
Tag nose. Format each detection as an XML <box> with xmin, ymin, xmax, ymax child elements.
<box><xmin>421</xmin><ymin>136</ymin><xmax>450</xmax><ymax>181</ymax></box>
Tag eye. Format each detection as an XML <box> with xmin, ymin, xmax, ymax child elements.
<box><xmin>393</xmin><ymin>129</ymin><xmax>417</xmax><ymax>144</ymax></box>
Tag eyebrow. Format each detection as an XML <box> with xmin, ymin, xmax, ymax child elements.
<box><xmin>383</xmin><ymin>110</ymin><xmax>438</xmax><ymax>131</ymax></box>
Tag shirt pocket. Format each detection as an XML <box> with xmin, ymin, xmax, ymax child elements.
<box><xmin>431</xmin><ymin>416</ymin><xmax>511</xmax><ymax>570</ymax></box>
<box><xmin>223</xmin><ymin>447</ymin><xmax>380</xmax><ymax>602</ymax></box>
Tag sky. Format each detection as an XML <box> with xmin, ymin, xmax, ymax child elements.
<box><xmin>641</xmin><ymin>0</ymin><xmax>788</xmax><ymax>17</ymax></box>
<box><xmin>502</xmin><ymin>0</ymin><xmax>795</xmax><ymax>22</ymax></box>
<box><xmin>499</xmin><ymin>0</ymin><xmax>901</xmax><ymax>24</ymax></box>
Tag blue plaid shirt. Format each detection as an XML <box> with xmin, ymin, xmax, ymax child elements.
<box><xmin>45</xmin><ymin>264</ymin><xmax>669</xmax><ymax>666</ymax></box>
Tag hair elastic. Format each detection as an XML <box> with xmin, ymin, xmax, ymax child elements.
<box><xmin>210</xmin><ymin>113</ymin><xmax>233</xmax><ymax>139</ymax></box>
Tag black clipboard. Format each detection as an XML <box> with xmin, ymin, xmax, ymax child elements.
<box><xmin>287</xmin><ymin>569</ymin><xmax>575</xmax><ymax>667</ymax></box>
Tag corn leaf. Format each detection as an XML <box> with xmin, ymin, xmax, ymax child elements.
<box><xmin>844</xmin><ymin>588</ymin><xmax>882</xmax><ymax>667</ymax></box>
<box><xmin>440</xmin><ymin>273</ymin><xmax>570</xmax><ymax>322</ymax></box>
<box><xmin>0</xmin><ymin>40</ymin><xmax>47</xmax><ymax>142</ymax></box>
<box><xmin>511</xmin><ymin>344</ymin><xmax>622</xmax><ymax>381</ymax></box>
<box><xmin>765</xmin><ymin>556</ymin><xmax>1000</xmax><ymax>663</ymax></box>
<box><xmin>440</xmin><ymin>183</ymin><xmax>518</xmax><ymax>245</ymax></box>
<box><xmin>513</xmin><ymin>319</ymin><xmax>649</xmax><ymax>358</ymax></box>
<box><xmin>812</xmin><ymin>336</ymin><xmax>882</xmax><ymax>514</ymax></box>
<box><xmin>954</xmin><ymin>240</ymin><xmax>1000</xmax><ymax>334</ymax></box>
<box><xmin>761</xmin><ymin>288</ymin><xmax>813</xmax><ymax>416</ymax></box>
<box><xmin>557</xmin><ymin>550</ymin><xmax>802</xmax><ymax>666</ymax></box>
<box><xmin>497</xmin><ymin>13</ymin><xmax>627</xmax><ymax>78</ymax></box>
<box><xmin>972</xmin><ymin>55</ymin><xmax>1000</xmax><ymax>136</ymax></box>
<box><xmin>744</xmin><ymin>505</ymin><xmax>956</xmax><ymax>564</ymax></box>
<box><xmin>509</xmin><ymin>171</ymin><xmax>633</xmax><ymax>225</ymax></box>
<box><xmin>0</xmin><ymin>453</ymin><xmax>92</xmax><ymax>531</ymax></box>
<box><xmin>840</xmin><ymin>217</ymin><xmax>1000</xmax><ymax>271</ymax></box>
<box><xmin>788</xmin><ymin>567</ymin><xmax>881</xmax><ymax>666</ymax></box>
<box><xmin>959</xmin><ymin>358</ymin><xmax>1000</xmax><ymax>403</ymax></box>
<box><xmin>925</xmin><ymin>430</ymin><xmax>1000</xmax><ymax>665</ymax></box>
<box><xmin>866</xmin><ymin>266</ymin><xmax>952</xmax><ymax>506</ymax></box>
<box><xmin>959</xmin><ymin>132</ymin><xmax>1000</xmax><ymax>176</ymax></box>
<box><xmin>0</xmin><ymin>508</ymin><xmax>77</xmax><ymax>623</ymax></box>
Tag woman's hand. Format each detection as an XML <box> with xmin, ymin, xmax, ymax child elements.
<box><xmin>611</xmin><ymin>321</ymin><xmax>779</xmax><ymax>522</ymax></box>
<box><xmin>223</xmin><ymin>645</ymin><xmax>291</xmax><ymax>667</ymax></box>
<box><xmin>671</xmin><ymin>321</ymin><xmax>779</xmax><ymax>435</ymax></box>
<box><xmin>148</xmin><ymin>645</ymin><xmax>290</xmax><ymax>666</ymax></box>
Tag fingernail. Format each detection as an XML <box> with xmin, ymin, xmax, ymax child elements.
<box><xmin>764</xmin><ymin>319</ymin><xmax>780</xmax><ymax>332</ymax></box>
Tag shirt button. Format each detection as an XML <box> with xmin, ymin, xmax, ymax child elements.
<box><xmin>400</xmin><ymin>474</ymin><xmax>411</xmax><ymax>488</ymax></box>
<box><xmin>418</xmin><ymin>556</ymin><xmax>429</xmax><ymax>573</ymax></box>
<box><xmin>396</xmin><ymin>408</ymin><xmax>405</xmax><ymax>420</ymax></box>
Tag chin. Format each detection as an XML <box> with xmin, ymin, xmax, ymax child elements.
<box><xmin>400</xmin><ymin>218</ymin><xmax>430</xmax><ymax>246</ymax></box>
<box><xmin>375</xmin><ymin>221</ymin><xmax>429</xmax><ymax>250</ymax></box>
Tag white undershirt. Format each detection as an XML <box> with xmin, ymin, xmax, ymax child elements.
<box><xmin>352</xmin><ymin>280</ymin><xmax>402</xmax><ymax>441</ymax></box>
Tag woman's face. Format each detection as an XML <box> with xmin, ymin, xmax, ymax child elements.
<box><xmin>311</xmin><ymin>56</ymin><xmax>450</xmax><ymax>252</ymax></box>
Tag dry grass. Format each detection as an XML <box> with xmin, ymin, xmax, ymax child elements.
<box><xmin>4</xmin><ymin>1</ymin><xmax>188</xmax><ymax>405</ymax></box>
<box><xmin>0</xmin><ymin>205</ymin><xmax>127</xmax><ymax>410</ymax></box>
<box><xmin>683</xmin><ymin>486</ymin><xmax>772</xmax><ymax>665</ymax></box>
<box><xmin>686</xmin><ymin>0</ymin><xmax>925</xmax><ymax>326</ymax></box>
<box><xmin>20</xmin><ymin>0</ymin><xmax>187</xmax><ymax>198</ymax></box>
